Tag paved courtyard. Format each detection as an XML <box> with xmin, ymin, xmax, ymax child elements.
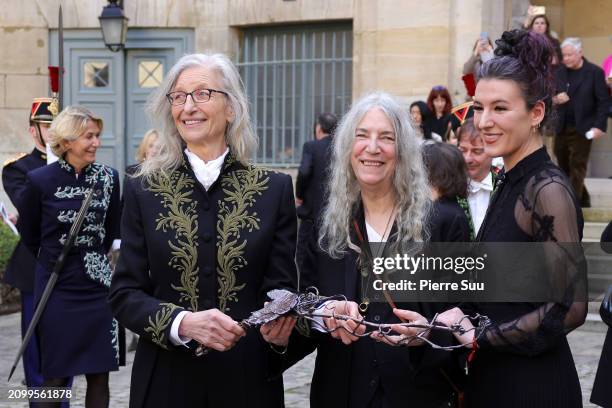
<box><xmin>0</xmin><ymin>311</ymin><xmax>607</xmax><ymax>407</ymax></box>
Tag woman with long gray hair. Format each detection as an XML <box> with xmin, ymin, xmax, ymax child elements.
<box><xmin>109</xmin><ymin>53</ymin><xmax>298</xmax><ymax>407</ymax></box>
<box><xmin>296</xmin><ymin>92</ymin><xmax>458</xmax><ymax>407</ymax></box>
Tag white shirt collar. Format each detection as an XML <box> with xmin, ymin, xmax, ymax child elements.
<box><xmin>184</xmin><ymin>147</ymin><xmax>229</xmax><ymax>191</ymax></box>
<box><xmin>468</xmin><ymin>172</ymin><xmax>493</xmax><ymax>194</ymax></box>
<box><xmin>365</xmin><ymin>222</ymin><xmax>387</xmax><ymax>243</ymax></box>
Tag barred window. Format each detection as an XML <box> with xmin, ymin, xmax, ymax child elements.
<box><xmin>238</xmin><ymin>23</ymin><xmax>353</xmax><ymax>166</ymax></box>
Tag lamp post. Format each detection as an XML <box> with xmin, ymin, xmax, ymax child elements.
<box><xmin>98</xmin><ymin>0</ymin><xmax>129</xmax><ymax>52</ymax></box>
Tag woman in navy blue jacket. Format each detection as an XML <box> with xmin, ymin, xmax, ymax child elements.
<box><xmin>20</xmin><ymin>106</ymin><xmax>121</xmax><ymax>407</ymax></box>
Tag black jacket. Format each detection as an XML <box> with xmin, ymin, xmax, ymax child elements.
<box><xmin>592</xmin><ymin>222</ymin><xmax>612</xmax><ymax>407</ymax></box>
<box><xmin>286</xmin><ymin>209</ymin><xmax>457</xmax><ymax>408</ymax></box>
<box><xmin>109</xmin><ymin>152</ymin><xmax>298</xmax><ymax>408</ymax></box>
<box><xmin>554</xmin><ymin>58</ymin><xmax>610</xmax><ymax>136</ymax></box>
<box><xmin>1</xmin><ymin>148</ymin><xmax>47</xmax><ymax>291</ymax></box>
<box><xmin>296</xmin><ymin>136</ymin><xmax>332</xmax><ymax>220</ymax></box>
<box><xmin>428</xmin><ymin>198</ymin><xmax>472</xmax><ymax>243</ymax></box>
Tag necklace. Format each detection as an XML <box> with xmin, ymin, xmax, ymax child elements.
<box><xmin>356</xmin><ymin>205</ymin><xmax>397</xmax><ymax>314</ymax></box>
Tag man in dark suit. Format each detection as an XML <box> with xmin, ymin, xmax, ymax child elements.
<box><xmin>554</xmin><ymin>37</ymin><xmax>610</xmax><ymax>207</ymax></box>
<box><xmin>2</xmin><ymin>98</ymin><xmax>56</xmax><ymax>390</ymax></box>
<box><xmin>295</xmin><ymin>113</ymin><xmax>338</xmax><ymax>272</ymax></box>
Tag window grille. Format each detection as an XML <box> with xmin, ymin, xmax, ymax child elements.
<box><xmin>237</xmin><ymin>23</ymin><xmax>352</xmax><ymax>166</ymax></box>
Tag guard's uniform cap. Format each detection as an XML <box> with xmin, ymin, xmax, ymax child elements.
<box><xmin>30</xmin><ymin>97</ymin><xmax>57</xmax><ymax>124</ymax></box>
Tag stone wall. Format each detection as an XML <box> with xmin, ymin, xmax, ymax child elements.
<box><xmin>1</xmin><ymin>0</ymin><xmax>610</xmax><ymax>209</ymax></box>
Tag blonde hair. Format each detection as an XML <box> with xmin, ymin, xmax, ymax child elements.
<box><xmin>135</xmin><ymin>129</ymin><xmax>160</xmax><ymax>162</ymax></box>
<box><xmin>139</xmin><ymin>53</ymin><xmax>257</xmax><ymax>179</ymax></box>
<box><xmin>49</xmin><ymin>106</ymin><xmax>103</xmax><ymax>157</ymax></box>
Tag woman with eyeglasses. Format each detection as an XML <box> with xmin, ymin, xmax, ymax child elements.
<box><xmin>109</xmin><ymin>53</ymin><xmax>298</xmax><ymax>408</ymax></box>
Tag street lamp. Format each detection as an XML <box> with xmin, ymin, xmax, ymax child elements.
<box><xmin>98</xmin><ymin>0</ymin><xmax>129</xmax><ymax>52</ymax></box>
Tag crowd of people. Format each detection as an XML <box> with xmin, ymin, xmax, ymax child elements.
<box><xmin>1</xmin><ymin>15</ymin><xmax>611</xmax><ymax>408</ymax></box>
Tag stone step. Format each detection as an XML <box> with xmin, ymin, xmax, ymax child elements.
<box><xmin>583</xmin><ymin>207</ymin><xmax>612</xmax><ymax>223</ymax></box>
<box><xmin>582</xmin><ymin>312</ymin><xmax>608</xmax><ymax>333</ymax></box>
<box><xmin>584</xmin><ymin>222</ymin><xmax>607</xmax><ymax>241</ymax></box>
<box><xmin>586</xmin><ymin>248</ymin><xmax>612</xmax><ymax>300</ymax></box>
<box><xmin>585</xmin><ymin>178</ymin><xmax>612</xmax><ymax>208</ymax></box>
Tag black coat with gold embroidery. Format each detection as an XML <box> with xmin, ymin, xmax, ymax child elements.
<box><xmin>109</xmin><ymin>152</ymin><xmax>298</xmax><ymax>408</ymax></box>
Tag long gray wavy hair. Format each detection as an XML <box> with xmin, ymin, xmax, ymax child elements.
<box><xmin>137</xmin><ymin>53</ymin><xmax>257</xmax><ymax>179</ymax></box>
<box><xmin>319</xmin><ymin>92</ymin><xmax>431</xmax><ymax>258</ymax></box>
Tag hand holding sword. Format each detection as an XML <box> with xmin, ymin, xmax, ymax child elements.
<box><xmin>191</xmin><ymin>289</ymin><xmax>301</xmax><ymax>356</ymax></box>
<box><xmin>178</xmin><ymin>309</ymin><xmax>246</xmax><ymax>354</ymax></box>
<box><xmin>8</xmin><ymin>187</ymin><xmax>95</xmax><ymax>381</ymax></box>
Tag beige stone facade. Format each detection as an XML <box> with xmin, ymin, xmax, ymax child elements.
<box><xmin>0</xmin><ymin>0</ymin><xmax>611</xmax><ymax>207</ymax></box>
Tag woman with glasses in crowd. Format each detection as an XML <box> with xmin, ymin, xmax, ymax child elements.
<box><xmin>109</xmin><ymin>53</ymin><xmax>298</xmax><ymax>408</ymax></box>
<box><xmin>20</xmin><ymin>106</ymin><xmax>122</xmax><ymax>408</ymax></box>
<box><xmin>394</xmin><ymin>30</ymin><xmax>587</xmax><ymax>408</ymax></box>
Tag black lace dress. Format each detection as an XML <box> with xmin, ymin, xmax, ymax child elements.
<box><xmin>466</xmin><ymin>148</ymin><xmax>586</xmax><ymax>407</ymax></box>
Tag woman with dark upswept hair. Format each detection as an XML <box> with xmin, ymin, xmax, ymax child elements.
<box><xmin>394</xmin><ymin>30</ymin><xmax>587</xmax><ymax>407</ymax></box>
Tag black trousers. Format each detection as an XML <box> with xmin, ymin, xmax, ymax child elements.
<box><xmin>554</xmin><ymin>127</ymin><xmax>592</xmax><ymax>207</ymax></box>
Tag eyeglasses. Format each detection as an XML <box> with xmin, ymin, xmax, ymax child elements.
<box><xmin>166</xmin><ymin>88</ymin><xmax>228</xmax><ymax>106</ymax></box>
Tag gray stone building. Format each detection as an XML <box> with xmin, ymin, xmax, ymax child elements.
<box><xmin>0</xmin><ymin>0</ymin><xmax>611</xmax><ymax>207</ymax></box>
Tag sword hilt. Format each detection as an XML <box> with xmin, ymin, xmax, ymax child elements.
<box><xmin>195</xmin><ymin>321</ymin><xmax>249</xmax><ymax>357</ymax></box>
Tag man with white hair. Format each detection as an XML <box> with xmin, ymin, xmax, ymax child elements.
<box><xmin>553</xmin><ymin>37</ymin><xmax>610</xmax><ymax>207</ymax></box>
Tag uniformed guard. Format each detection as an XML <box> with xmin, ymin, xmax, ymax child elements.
<box><xmin>1</xmin><ymin>97</ymin><xmax>59</xmax><ymax>391</ymax></box>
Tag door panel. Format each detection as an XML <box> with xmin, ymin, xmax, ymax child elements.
<box><xmin>70</xmin><ymin>49</ymin><xmax>125</xmax><ymax>172</ymax></box>
<box><xmin>125</xmin><ymin>49</ymin><xmax>174</xmax><ymax>166</ymax></box>
<box><xmin>49</xmin><ymin>29</ymin><xmax>194</xmax><ymax>179</ymax></box>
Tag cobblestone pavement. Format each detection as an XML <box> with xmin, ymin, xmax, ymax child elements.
<box><xmin>0</xmin><ymin>311</ymin><xmax>607</xmax><ymax>407</ymax></box>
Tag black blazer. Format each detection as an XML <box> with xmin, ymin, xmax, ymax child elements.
<box><xmin>286</xmin><ymin>210</ymin><xmax>457</xmax><ymax>408</ymax></box>
<box><xmin>591</xmin><ymin>329</ymin><xmax>612</xmax><ymax>408</ymax></box>
<box><xmin>296</xmin><ymin>136</ymin><xmax>332</xmax><ymax>220</ymax></box>
<box><xmin>554</xmin><ymin>58</ymin><xmax>610</xmax><ymax>136</ymax></box>
<box><xmin>109</xmin><ymin>152</ymin><xmax>298</xmax><ymax>408</ymax></box>
<box><xmin>1</xmin><ymin>148</ymin><xmax>47</xmax><ymax>292</ymax></box>
<box><xmin>428</xmin><ymin>198</ymin><xmax>472</xmax><ymax>243</ymax></box>
<box><xmin>591</xmin><ymin>222</ymin><xmax>612</xmax><ymax>407</ymax></box>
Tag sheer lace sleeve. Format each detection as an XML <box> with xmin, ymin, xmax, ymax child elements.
<box><xmin>478</xmin><ymin>168</ymin><xmax>587</xmax><ymax>356</ymax></box>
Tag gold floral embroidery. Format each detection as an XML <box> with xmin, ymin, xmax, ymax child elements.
<box><xmin>148</xmin><ymin>168</ymin><xmax>200</xmax><ymax>311</ymax></box>
<box><xmin>216</xmin><ymin>166</ymin><xmax>269</xmax><ymax>312</ymax></box>
<box><xmin>144</xmin><ymin>303</ymin><xmax>180</xmax><ymax>349</ymax></box>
